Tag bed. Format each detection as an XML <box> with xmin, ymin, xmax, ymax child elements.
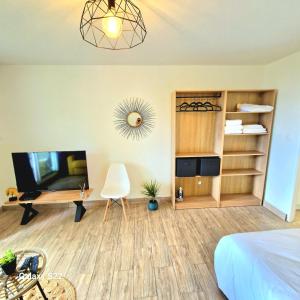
<box><xmin>214</xmin><ymin>228</ymin><xmax>300</xmax><ymax>300</ymax></box>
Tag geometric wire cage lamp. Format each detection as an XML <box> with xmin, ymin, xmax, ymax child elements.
<box><xmin>80</xmin><ymin>0</ymin><xmax>147</xmax><ymax>50</ymax></box>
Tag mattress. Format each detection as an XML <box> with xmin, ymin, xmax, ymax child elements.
<box><xmin>214</xmin><ymin>228</ymin><xmax>300</xmax><ymax>300</ymax></box>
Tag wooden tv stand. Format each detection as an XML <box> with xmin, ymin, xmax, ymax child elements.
<box><xmin>3</xmin><ymin>189</ymin><xmax>93</xmax><ymax>225</ymax></box>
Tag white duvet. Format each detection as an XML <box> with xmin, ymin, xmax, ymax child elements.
<box><xmin>214</xmin><ymin>228</ymin><xmax>300</xmax><ymax>300</ymax></box>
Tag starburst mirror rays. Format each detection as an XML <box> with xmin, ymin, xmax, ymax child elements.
<box><xmin>114</xmin><ymin>98</ymin><xmax>155</xmax><ymax>140</ymax></box>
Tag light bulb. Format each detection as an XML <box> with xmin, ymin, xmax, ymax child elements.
<box><xmin>102</xmin><ymin>9</ymin><xmax>122</xmax><ymax>39</ymax></box>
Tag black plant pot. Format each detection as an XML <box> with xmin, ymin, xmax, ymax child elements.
<box><xmin>1</xmin><ymin>258</ymin><xmax>17</xmax><ymax>275</ymax></box>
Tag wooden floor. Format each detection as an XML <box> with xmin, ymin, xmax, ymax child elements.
<box><xmin>0</xmin><ymin>202</ymin><xmax>299</xmax><ymax>300</ymax></box>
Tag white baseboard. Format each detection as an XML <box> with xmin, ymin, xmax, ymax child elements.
<box><xmin>263</xmin><ymin>201</ymin><xmax>287</xmax><ymax>221</ymax></box>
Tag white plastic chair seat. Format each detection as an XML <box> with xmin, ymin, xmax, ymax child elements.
<box><xmin>101</xmin><ymin>163</ymin><xmax>130</xmax><ymax>199</ymax></box>
<box><xmin>101</xmin><ymin>185</ymin><xmax>129</xmax><ymax>199</ymax></box>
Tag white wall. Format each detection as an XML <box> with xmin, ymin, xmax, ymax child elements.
<box><xmin>263</xmin><ymin>52</ymin><xmax>300</xmax><ymax>221</ymax></box>
<box><xmin>0</xmin><ymin>65</ymin><xmax>264</xmax><ymax>203</ymax></box>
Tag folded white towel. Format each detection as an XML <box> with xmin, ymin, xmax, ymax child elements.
<box><xmin>237</xmin><ymin>103</ymin><xmax>273</xmax><ymax>113</ymax></box>
<box><xmin>243</xmin><ymin>128</ymin><xmax>267</xmax><ymax>134</ymax></box>
<box><xmin>243</xmin><ymin>128</ymin><xmax>266</xmax><ymax>131</ymax></box>
<box><xmin>225</xmin><ymin>129</ymin><xmax>243</xmax><ymax>134</ymax></box>
<box><xmin>243</xmin><ymin>124</ymin><xmax>266</xmax><ymax>133</ymax></box>
<box><xmin>243</xmin><ymin>124</ymin><xmax>265</xmax><ymax>130</ymax></box>
<box><xmin>225</xmin><ymin>132</ymin><xmax>243</xmax><ymax>135</ymax></box>
<box><xmin>225</xmin><ymin>125</ymin><xmax>243</xmax><ymax>130</ymax></box>
<box><xmin>225</xmin><ymin>127</ymin><xmax>243</xmax><ymax>131</ymax></box>
<box><xmin>226</xmin><ymin>119</ymin><xmax>242</xmax><ymax>126</ymax></box>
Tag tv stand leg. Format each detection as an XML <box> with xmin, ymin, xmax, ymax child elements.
<box><xmin>36</xmin><ymin>280</ymin><xmax>48</xmax><ymax>299</ymax></box>
<box><xmin>19</xmin><ymin>203</ymin><xmax>39</xmax><ymax>225</ymax></box>
<box><xmin>74</xmin><ymin>201</ymin><xmax>86</xmax><ymax>222</ymax></box>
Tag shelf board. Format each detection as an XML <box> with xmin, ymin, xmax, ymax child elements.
<box><xmin>226</xmin><ymin>111</ymin><xmax>272</xmax><ymax>114</ymax></box>
<box><xmin>224</xmin><ymin>132</ymin><xmax>269</xmax><ymax>136</ymax></box>
<box><xmin>175</xmin><ymin>175</ymin><xmax>210</xmax><ymax>179</ymax></box>
<box><xmin>223</xmin><ymin>150</ymin><xmax>264</xmax><ymax>157</ymax></box>
<box><xmin>221</xmin><ymin>169</ymin><xmax>263</xmax><ymax>176</ymax></box>
<box><xmin>176</xmin><ymin>152</ymin><xmax>219</xmax><ymax>158</ymax></box>
<box><xmin>175</xmin><ymin>195</ymin><xmax>218</xmax><ymax>209</ymax></box>
<box><xmin>220</xmin><ymin>193</ymin><xmax>261</xmax><ymax>207</ymax></box>
<box><xmin>176</xmin><ymin>110</ymin><xmax>222</xmax><ymax>113</ymax></box>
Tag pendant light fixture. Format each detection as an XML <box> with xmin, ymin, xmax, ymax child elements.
<box><xmin>80</xmin><ymin>0</ymin><xmax>147</xmax><ymax>50</ymax></box>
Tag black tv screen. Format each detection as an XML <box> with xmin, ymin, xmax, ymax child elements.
<box><xmin>12</xmin><ymin>151</ymin><xmax>89</xmax><ymax>192</ymax></box>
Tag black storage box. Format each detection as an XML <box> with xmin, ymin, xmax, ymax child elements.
<box><xmin>199</xmin><ymin>157</ymin><xmax>220</xmax><ymax>176</ymax></box>
<box><xmin>176</xmin><ymin>158</ymin><xmax>198</xmax><ymax>177</ymax></box>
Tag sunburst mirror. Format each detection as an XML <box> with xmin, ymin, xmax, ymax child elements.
<box><xmin>114</xmin><ymin>98</ymin><xmax>155</xmax><ymax>140</ymax></box>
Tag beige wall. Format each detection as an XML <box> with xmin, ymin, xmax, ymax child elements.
<box><xmin>263</xmin><ymin>52</ymin><xmax>300</xmax><ymax>221</ymax></box>
<box><xmin>0</xmin><ymin>65</ymin><xmax>265</xmax><ymax>203</ymax></box>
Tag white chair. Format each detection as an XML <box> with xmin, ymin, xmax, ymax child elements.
<box><xmin>101</xmin><ymin>163</ymin><xmax>130</xmax><ymax>222</ymax></box>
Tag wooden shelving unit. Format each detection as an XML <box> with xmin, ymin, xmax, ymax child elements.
<box><xmin>221</xmin><ymin>169</ymin><xmax>263</xmax><ymax>176</ymax></box>
<box><xmin>225</xmin><ymin>132</ymin><xmax>270</xmax><ymax>136</ymax></box>
<box><xmin>226</xmin><ymin>111</ymin><xmax>273</xmax><ymax>114</ymax></box>
<box><xmin>176</xmin><ymin>152</ymin><xmax>219</xmax><ymax>158</ymax></box>
<box><xmin>172</xmin><ymin>89</ymin><xmax>277</xmax><ymax>209</ymax></box>
<box><xmin>220</xmin><ymin>193</ymin><xmax>261</xmax><ymax>207</ymax></box>
<box><xmin>223</xmin><ymin>150</ymin><xmax>264</xmax><ymax>157</ymax></box>
<box><xmin>175</xmin><ymin>195</ymin><xmax>217</xmax><ymax>209</ymax></box>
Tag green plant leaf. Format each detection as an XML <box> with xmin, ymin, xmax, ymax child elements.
<box><xmin>141</xmin><ymin>180</ymin><xmax>160</xmax><ymax>199</ymax></box>
<box><xmin>0</xmin><ymin>249</ymin><xmax>16</xmax><ymax>266</ymax></box>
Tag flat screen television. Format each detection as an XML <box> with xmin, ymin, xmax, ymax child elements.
<box><xmin>12</xmin><ymin>151</ymin><xmax>89</xmax><ymax>200</ymax></box>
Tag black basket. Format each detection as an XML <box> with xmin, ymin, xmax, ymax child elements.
<box><xmin>1</xmin><ymin>258</ymin><xmax>17</xmax><ymax>275</ymax></box>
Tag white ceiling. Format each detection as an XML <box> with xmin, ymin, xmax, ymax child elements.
<box><xmin>1</xmin><ymin>0</ymin><xmax>300</xmax><ymax>65</ymax></box>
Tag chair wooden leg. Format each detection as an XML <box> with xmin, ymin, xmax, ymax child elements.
<box><xmin>121</xmin><ymin>198</ymin><xmax>128</xmax><ymax>222</ymax></box>
<box><xmin>124</xmin><ymin>197</ymin><xmax>130</xmax><ymax>208</ymax></box>
<box><xmin>103</xmin><ymin>199</ymin><xmax>111</xmax><ymax>223</ymax></box>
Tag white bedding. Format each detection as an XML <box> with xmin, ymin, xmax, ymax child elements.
<box><xmin>214</xmin><ymin>228</ymin><xmax>300</xmax><ymax>300</ymax></box>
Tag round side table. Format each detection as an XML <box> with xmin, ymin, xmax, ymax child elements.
<box><xmin>0</xmin><ymin>249</ymin><xmax>47</xmax><ymax>300</ymax></box>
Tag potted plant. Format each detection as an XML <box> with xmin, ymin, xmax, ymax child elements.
<box><xmin>142</xmin><ymin>180</ymin><xmax>160</xmax><ymax>211</ymax></box>
<box><xmin>0</xmin><ymin>250</ymin><xmax>17</xmax><ymax>275</ymax></box>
